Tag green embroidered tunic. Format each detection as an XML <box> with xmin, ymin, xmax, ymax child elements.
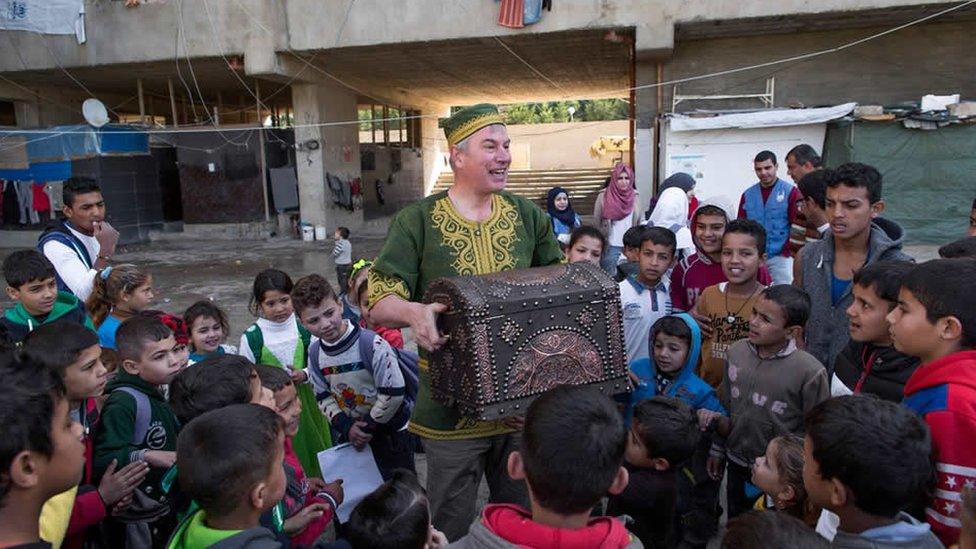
<box><xmin>369</xmin><ymin>190</ymin><xmax>563</xmax><ymax>440</ymax></box>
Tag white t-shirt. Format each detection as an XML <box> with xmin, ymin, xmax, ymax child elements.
<box><xmin>41</xmin><ymin>225</ymin><xmax>100</xmax><ymax>302</ymax></box>
<box><xmin>619</xmin><ymin>277</ymin><xmax>672</xmax><ymax>366</ymax></box>
<box><xmin>608</xmin><ymin>217</ymin><xmax>632</xmax><ymax>247</ymax></box>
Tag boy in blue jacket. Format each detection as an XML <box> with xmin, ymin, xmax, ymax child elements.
<box><xmin>630</xmin><ymin>313</ymin><xmax>724</xmax><ymax>414</ymax></box>
<box><xmin>630</xmin><ymin>313</ymin><xmax>727</xmax><ymax>547</ymax></box>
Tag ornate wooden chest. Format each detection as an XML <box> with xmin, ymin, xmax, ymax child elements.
<box><xmin>422</xmin><ymin>261</ymin><xmax>630</xmax><ymax>420</ymax></box>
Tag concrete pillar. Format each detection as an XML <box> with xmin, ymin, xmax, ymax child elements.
<box><xmin>634</xmin><ymin>59</ymin><xmax>659</xmax><ymax>202</ymax></box>
<box><xmin>420</xmin><ymin>106</ymin><xmax>449</xmax><ymax>196</ymax></box>
<box><xmin>634</xmin><ymin>22</ymin><xmax>676</xmax><ymax>203</ymax></box>
<box><xmin>291</xmin><ymin>81</ymin><xmax>363</xmax><ymax>229</ymax></box>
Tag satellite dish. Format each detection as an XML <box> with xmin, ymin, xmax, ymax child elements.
<box><xmin>82</xmin><ymin>98</ymin><xmax>109</xmax><ymax>128</ymax></box>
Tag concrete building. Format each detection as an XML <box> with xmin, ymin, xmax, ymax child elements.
<box><xmin>0</xmin><ymin>0</ymin><xmax>973</xmax><ymax>236</ymax></box>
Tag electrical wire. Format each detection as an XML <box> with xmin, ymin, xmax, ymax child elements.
<box><xmin>36</xmin><ymin>34</ymin><xmax>124</xmax><ymax>119</ymax></box>
<box><xmin>493</xmin><ymin>37</ymin><xmax>565</xmax><ymax>93</ymax></box>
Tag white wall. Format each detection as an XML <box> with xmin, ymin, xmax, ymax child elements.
<box><xmin>661</xmin><ymin>122</ymin><xmax>826</xmax><ymax>205</ymax></box>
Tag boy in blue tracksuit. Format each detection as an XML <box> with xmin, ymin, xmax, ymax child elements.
<box><xmin>629</xmin><ymin>313</ymin><xmax>727</xmax><ymax>548</ymax></box>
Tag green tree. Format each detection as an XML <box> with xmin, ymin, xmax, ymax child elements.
<box><xmin>495</xmin><ymin>99</ymin><xmax>628</xmax><ymax>124</ymax></box>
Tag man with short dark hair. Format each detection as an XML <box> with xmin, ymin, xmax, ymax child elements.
<box><xmin>785</xmin><ymin>145</ymin><xmax>827</xmax><ymax>258</ymax></box>
<box><xmin>738</xmin><ymin>151</ymin><xmax>802</xmax><ymax>285</ymax></box>
<box><xmin>38</xmin><ymin>177</ymin><xmax>118</xmax><ymax>301</ymax></box>
<box><xmin>785</xmin><ymin>144</ymin><xmax>821</xmax><ymax>184</ymax></box>
<box><xmin>790</xmin><ymin>169</ymin><xmax>832</xmax><ymax>257</ymax></box>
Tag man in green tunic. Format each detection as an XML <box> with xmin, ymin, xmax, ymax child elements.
<box><xmin>368</xmin><ymin>104</ymin><xmax>564</xmax><ymax>540</ymax></box>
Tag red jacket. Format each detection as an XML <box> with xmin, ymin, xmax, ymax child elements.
<box><xmin>283</xmin><ymin>437</ymin><xmax>335</xmax><ymax>547</ymax></box>
<box><xmin>65</xmin><ymin>399</ymin><xmax>106</xmax><ymax>549</ymax></box>
<box><xmin>359</xmin><ymin>319</ymin><xmax>404</xmax><ymax>349</ymax></box>
<box><xmin>452</xmin><ymin>504</ymin><xmax>641</xmax><ymax>549</ymax></box>
<box><xmin>903</xmin><ymin>350</ymin><xmax>976</xmax><ymax>547</ymax></box>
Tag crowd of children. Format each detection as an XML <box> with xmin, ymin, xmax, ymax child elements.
<box><xmin>554</xmin><ymin>159</ymin><xmax>976</xmax><ymax>549</ymax></box>
<box><xmin>3</xmin><ymin>159</ymin><xmax>976</xmax><ymax>549</ymax></box>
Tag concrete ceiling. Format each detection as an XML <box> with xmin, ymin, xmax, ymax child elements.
<box><xmin>0</xmin><ymin>28</ymin><xmax>633</xmax><ymax>112</ymax></box>
<box><xmin>304</xmin><ymin>29</ymin><xmax>634</xmax><ymax>107</ymax></box>
<box><xmin>0</xmin><ymin>57</ymin><xmax>295</xmax><ymax>112</ymax></box>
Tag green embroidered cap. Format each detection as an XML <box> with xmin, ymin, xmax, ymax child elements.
<box><xmin>440</xmin><ymin>103</ymin><xmax>506</xmax><ymax>146</ymax></box>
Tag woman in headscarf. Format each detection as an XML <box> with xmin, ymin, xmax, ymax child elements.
<box><xmin>546</xmin><ymin>186</ymin><xmax>581</xmax><ymax>246</ymax></box>
<box><xmin>646</xmin><ymin>172</ymin><xmax>698</xmax><ymax>222</ymax></box>
<box><xmin>593</xmin><ymin>163</ymin><xmax>641</xmax><ymax>273</ymax></box>
<box><xmin>646</xmin><ymin>186</ymin><xmax>696</xmax><ymax>260</ymax></box>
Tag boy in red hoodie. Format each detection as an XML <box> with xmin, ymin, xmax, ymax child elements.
<box><xmin>888</xmin><ymin>258</ymin><xmax>976</xmax><ymax>546</ymax></box>
<box><xmin>452</xmin><ymin>384</ymin><xmax>641</xmax><ymax>548</ymax></box>
<box><xmin>23</xmin><ymin>321</ymin><xmax>149</xmax><ymax>549</ymax></box>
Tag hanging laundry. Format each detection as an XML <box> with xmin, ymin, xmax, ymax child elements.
<box><xmin>33</xmin><ymin>182</ymin><xmax>51</xmax><ymax>214</ymax></box>
<box><xmin>498</xmin><ymin>0</ymin><xmax>525</xmax><ymax>28</ymax></box>
<box><xmin>523</xmin><ymin>0</ymin><xmax>543</xmax><ymax>25</ymax></box>
<box><xmin>327</xmin><ymin>172</ymin><xmax>353</xmax><ymax>210</ymax></box>
<box><xmin>327</xmin><ymin>172</ymin><xmax>343</xmax><ymax>206</ymax></box>
<box><xmin>2</xmin><ymin>181</ymin><xmax>19</xmax><ymax>225</ymax></box>
<box><xmin>13</xmin><ymin>180</ymin><xmax>38</xmax><ymax>224</ymax></box>
<box><xmin>351</xmin><ymin>178</ymin><xmax>363</xmax><ymax>211</ymax></box>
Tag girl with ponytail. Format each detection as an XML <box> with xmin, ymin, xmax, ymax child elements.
<box><xmin>86</xmin><ymin>263</ymin><xmax>154</xmax><ymax>349</ymax></box>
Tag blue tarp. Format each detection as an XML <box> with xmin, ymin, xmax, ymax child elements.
<box><xmin>0</xmin><ymin>161</ymin><xmax>72</xmax><ymax>181</ymax></box>
<box><xmin>0</xmin><ymin>124</ymin><xmax>149</xmax><ymax>181</ymax></box>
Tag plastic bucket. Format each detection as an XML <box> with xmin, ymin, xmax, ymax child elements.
<box><xmin>301</xmin><ymin>225</ymin><xmax>314</xmax><ymax>242</ymax></box>
<box><xmin>315</xmin><ymin>225</ymin><xmax>327</xmax><ymax>241</ymax></box>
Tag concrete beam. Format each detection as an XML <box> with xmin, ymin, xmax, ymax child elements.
<box><xmin>285</xmin><ymin>0</ymin><xmax>962</xmax><ymax>51</ymax></box>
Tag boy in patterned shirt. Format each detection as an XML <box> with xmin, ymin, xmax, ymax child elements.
<box><xmin>290</xmin><ymin>274</ymin><xmax>413</xmax><ymax>480</ymax></box>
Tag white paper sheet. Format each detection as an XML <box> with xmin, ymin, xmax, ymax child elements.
<box><xmin>317</xmin><ymin>443</ymin><xmax>385</xmax><ymax>523</ymax></box>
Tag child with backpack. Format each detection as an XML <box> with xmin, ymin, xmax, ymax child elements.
<box><xmin>93</xmin><ymin>316</ymin><xmax>183</xmax><ymax>546</ymax></box>
<box><xmin>290</xmin><ymin>274</ymin><xmax>417</xmax><ymax>480</ymax></box>
<box><xmin>239</xmin><ymin>268</ymin><xmax>332</xmax><ymax>478</ymax></box>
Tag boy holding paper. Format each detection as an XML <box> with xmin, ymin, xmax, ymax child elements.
<box><xmin>290</xmin><ymin>274</ymin><xmax>414</xmax><ymax>480</ymax></box>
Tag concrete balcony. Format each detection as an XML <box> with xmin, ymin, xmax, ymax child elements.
<box><xmin>0</xmin><ymin>0</ymin><xmax>288</xmax><ymax>73</ymax></box>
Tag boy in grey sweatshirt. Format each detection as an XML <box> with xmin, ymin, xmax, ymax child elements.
<box><xmin>706</xmin><ymin>285</ymin><xmax>829</xmax><ymax>519</ymax></box>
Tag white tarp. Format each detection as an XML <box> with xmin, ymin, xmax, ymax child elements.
<box><xmin>0</xmin><ymin>0</ymin><xmax>83</xmax><ymax>36</ymax></box>
<box><xmin>670</xmin><ymin>102</ymin><xmax>856</xmax><ymax>132</ymax></box>
<box><xmin>661</xmin><ymin>122</ymin><xmax>827</xmax><ymax>203</ymax></box>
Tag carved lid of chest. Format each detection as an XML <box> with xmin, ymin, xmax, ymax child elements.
<box><xmin>423</xmin><ymin>262</ymin><xmax>620</xmax><ymax>318</ymax></box>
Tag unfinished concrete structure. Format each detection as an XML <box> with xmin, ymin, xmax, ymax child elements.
<box><xmin>1</xmin><ymin>0</ymin><xmax>973</xmax><ymax>234</ymax></box>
